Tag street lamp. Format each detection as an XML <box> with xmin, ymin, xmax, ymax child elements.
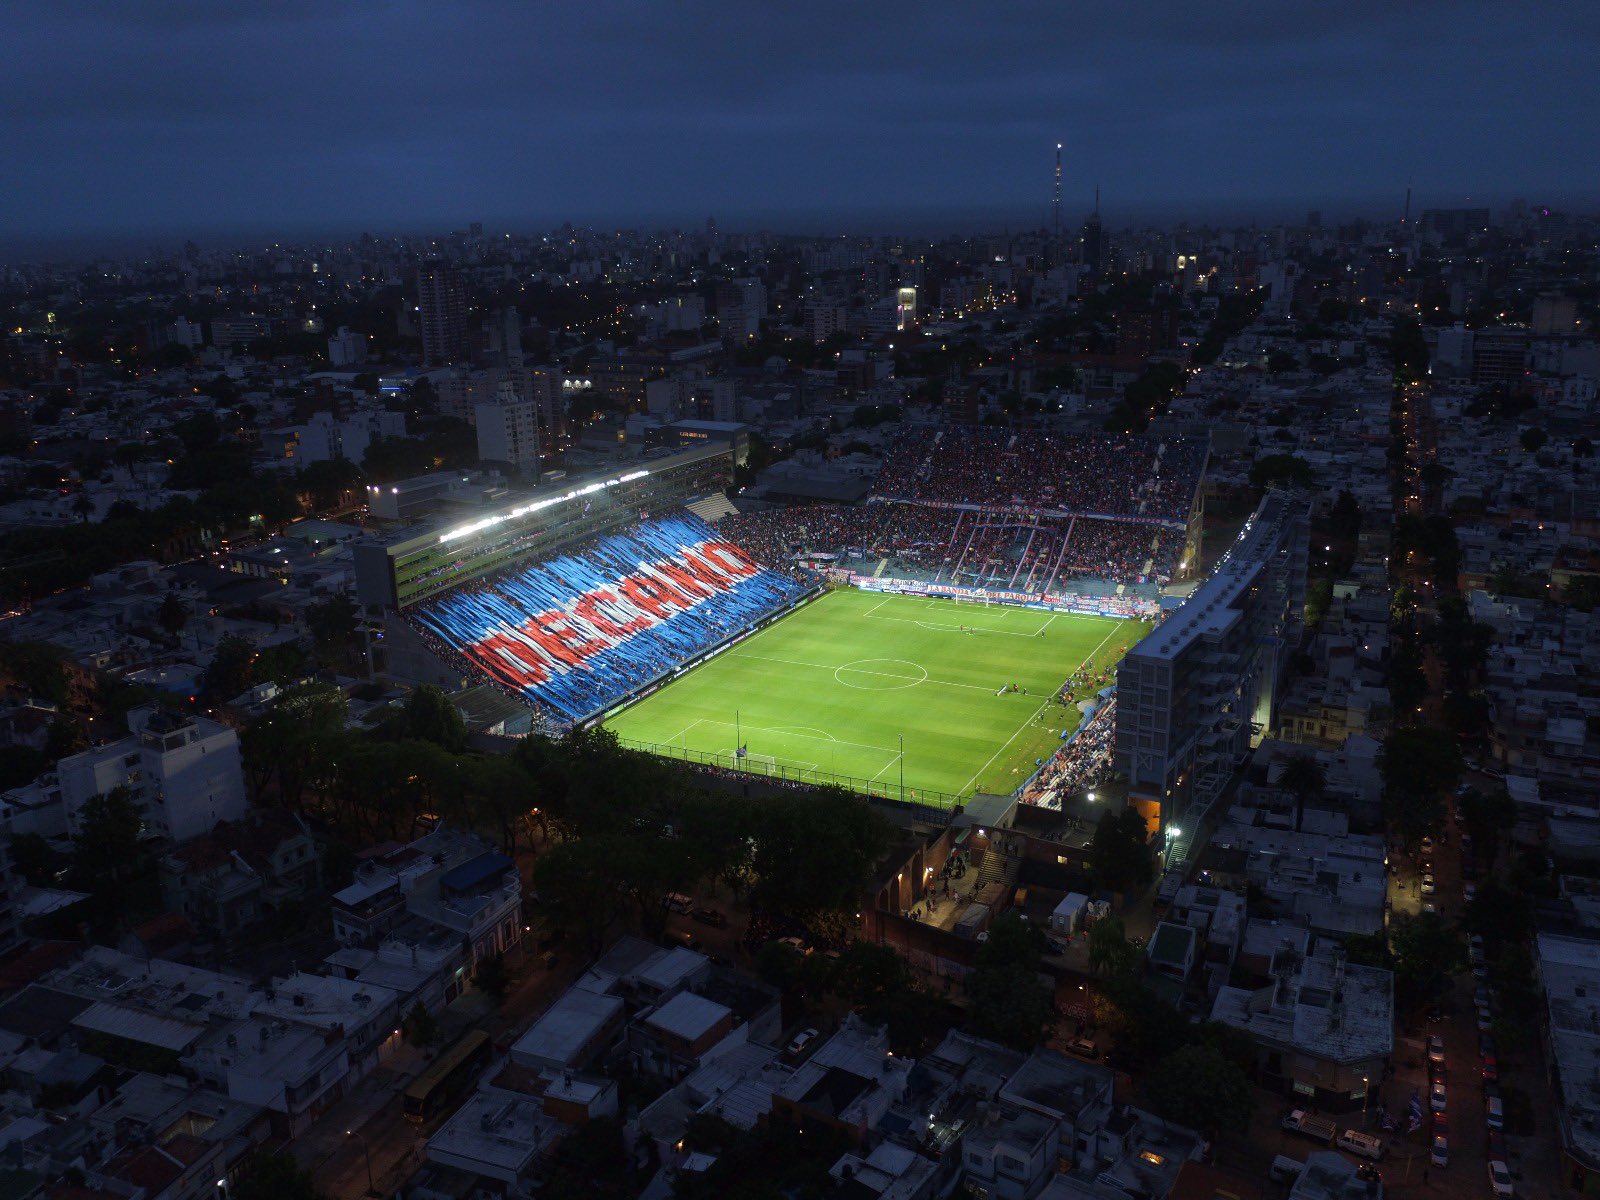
<box><xmin>1362</xmin><ymin>1076</ymin><xmax>1370</xmax><ymax>1121</ymax></box>
<box><xmin>1086</xmin><ymin>791</ymin><xmax>1097</xmax><ymax>803</ymax></box>
<box><xmin>346</xmin><ymin>1129</ymin><xmax>378</xmax><ymax>1198</ymax></box>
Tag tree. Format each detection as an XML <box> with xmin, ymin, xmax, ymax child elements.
<box><xmin>399</xmin><ymin>685</ymin><xmax>467</xmax><ymax>752</ymax></box>
<box><xmin>1279</xmin><ymin>754</ymin><xmax>1326</xmax><ymax>804</ymax></box>
<box><xmin>156</xmin><ymin>591</ymin><xmax>190</xmax><ymax>639</ymax></box>
<box><xmin>204</xmin><ymin>633</ymin><xmax>256</xmax><ymax>700</ymax></box>
<box><xmin>748</xmin><ymin>788</ymin><xmax>891</xmax><ymax>921</ymax></box>
<box><xmin>297</xmin><ymin>459</ymin><xmax>362</xmax><ymax>509</ymax></box>
<box><xmin>240</xmin><ymin>683</ymin><xmax>349</xmax><ymax>809</ymax></box>
<box><xmin>1267</xmin><ymin>349</ymin><xmax>1298</xmax><ymax>375</ymax></box>
<box><xmin>1087</xmin><ymin>915</ymin><xmax>1135</xmax><ymax>978</ymax></box>
<box><xmin>1565</xmin><ymin>575</ymin><xmax>1600</xmax><ymax>612</ymax></box>
<box><xmin>1519</xmin><ymin>426</ymin><xmax>1547</xmax><ymax>453</ymax></box>
<box><xmin>1458</xmin><ymin>787</ymin><xmax>1517</xmax><ymax>869</ymax></box>
<box><xmin>403</xmin><ymin>1000</ymin><xmax>439</xmax><ymax>1047</ymax></box>
<box><xmin>1389</xmin><ymin>913</ymin><xmax>1466</xmax><ymax>1009</ymax></box>
<box><xmin>965</xmin><ymin>963</ymin><xmax>1057</xmax><ymax>1049</ymax></box>
<box><xmin>1090</xmin><ymin>807</ymin><xmax>1153</xmax><ymax>893</ymax></box>
<box><xmin>306</xmin><ymin>592</ymin><xmax>360</xmax><ymax>653</ymax></box>
<box><xmin>1143</xmin><ymin>1042</ymin><xmax>1254</xmax><ymax>1136</ymax></box>
<box><xmin>977</xmin><ymin>910</ymin><xmax>1049</xmax><ymax>971</ymax></box>
<box><xmin>828</xmin><ymin>941</ymin><xmax>913</xmax><ymax>1006</ymax></box>
<box><xmin>229</xmin><ymin>1149</ymin><xmax>325</xmax><ymax>1200</ymax></box>
<box><xmin>71</xmin><ymin>786</ymin><xmax>144</xmax><ymax>884</ymax></box>
<box><xmin>1379</xmin><ymin>727</ymin><xmax>1463</xmax><ymax>804</ymax></box>
<box><xmin>534</xmin><ymin>838</ymin><xmax>629</xmax><ymax>954</ymax></box>
<box><xmin>474</xmin><ymin>952</ymin><xmax>509</xmax><ymax>1001</ymax></box>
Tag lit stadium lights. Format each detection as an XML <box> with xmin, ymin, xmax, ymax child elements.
<box><xmin>437</xmin><ymin>468</ymin><xmax>651</xmax><ymax>543</ymax></box>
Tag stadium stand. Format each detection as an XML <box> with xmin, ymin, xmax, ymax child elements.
<box><xmin>408</xmin><ymin>514</ymin><xmax>810</xmax><ymax>723</ymax></box>
<box><xmin>872</xmin><ymin>425</ymin><xmax>1204</xmax><ymax>521</ymax></box>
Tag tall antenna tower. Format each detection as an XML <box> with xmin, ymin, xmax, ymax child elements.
<box><xmin>1053</xmin><ymin>143</ymin><xmax>1063</xmax><ymax>239</ymax></box>
<box><xmin>1402</xmin><ymin>181</ymin><xmax>1413</xmax><ymax>227</ymax></box>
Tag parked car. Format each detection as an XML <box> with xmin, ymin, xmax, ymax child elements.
<box><xmin>1421</xmin><ymin>874</ymin><xmax>1437</xmax><ymax>896</ymax></box>
<box><xmin>1464</xmin><ymin>883</ymin><xmax>1478</xmax><ymax>902</ymax></box>
<box><xmin>1482</xmin><ymin>1055</ymin><xmax>1499</xmax><ymax>1083</ymax></box>
<box><xmin>1280</xmin><ymin>1110</ymin><xmax>1339</xmax><ymax>1145</ymax></box>
<box><xmin>1067</xmin><ymin>1036</ymin><xmax>1098</xmax><ymax>1059</ymax></box>
<box><xmin>1430</xmin><ymin>1081</ymin><xmax>1448</xmax><ymax>1113</ymax></box>
<box><xmin>1480</xmin><ymin>1033</ymin><xmax>1498</xmax><ymax>1059</ymax></box>
<box><xmin>1421</xmin><ymin>837</ymin><xmax>1436</xmax><ymax>854</ymax></box>
<box><xmin>1487</xmin><ymin>1159</ymin><xmax>1514</xmax><ymax>1197</ymax></box>
<box><xmin>784</xmin><ymin>1027</ymin><xmax>819</xmax><ymax>1058</ymax></box>
<box><xmin>1487</xmin><ymin>1095</ymin><xmax>1505</xmax><ymax>1130</ymax></box>
<box><xmin>692</xmin><ymin>907</ymin><xmax>729</xmax><ymax>928</ymax></box>
<box><xmin>1428</xmin><ymin>1035</ymin><xmax>1447</xmax><ymax>1065</ymax></box>
<box><xmin>1430</xmin><ymin>1132</ymin><xmax>1449</xmax><ymax>1168</ymax></box>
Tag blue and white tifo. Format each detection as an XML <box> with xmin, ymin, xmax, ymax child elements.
<box><xmin>408</xmin><ymin>514</ymin><xmax>808</xmax><ymax>722</ymax></box>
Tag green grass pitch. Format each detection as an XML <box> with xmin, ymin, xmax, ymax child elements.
<box><xmin>605</xmin><ymin>588</ymin><xmax>1146</xmax><ymax>803</ymax></box>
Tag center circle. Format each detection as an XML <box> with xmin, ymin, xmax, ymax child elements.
<box><xmin>833</xmin><ymin>657</ymin><xmax>929</xmax><ymax>691</ymax></box>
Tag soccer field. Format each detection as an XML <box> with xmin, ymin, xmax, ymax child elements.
<box><xmin>605</xmin><ymin>588</ymin><xmax>1144</xmax><ymax>804</ymax></box>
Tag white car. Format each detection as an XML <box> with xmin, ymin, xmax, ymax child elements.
<box><xmin>784</xmin><ymin>1028</ymin><xmax>818</xmax><ymax>1057</ymax></box>
<box><xmin>1429</xmin><ymin>1080</ymin><xmax>1447</xmax><ymax>1112</ymax></box>
<box><xmin>1487</xmin><ymin>1159</ymin><xmax>1514</xmax><ymax>1197</ymax></box>
<box><xmin>1421</xmin><ymin>875</ymin><xmax>1436</xmax><ymax>896</ymax></box>
<box><xmin>1420</xmin><ymin>837</ymin><xmax>1436</xmax><ymax>854</ymax></box>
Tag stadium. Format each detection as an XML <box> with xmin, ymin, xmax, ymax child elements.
<box><xmin>355</xmin><ymin>427</ymin><xmax>1207</xmax><ymax>809</ymax></box>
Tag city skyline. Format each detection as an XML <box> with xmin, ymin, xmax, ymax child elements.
<box><xmin>4</xmin><ymin>0</ymin><xmax>1598</xmax><ymax>245</ymax></box>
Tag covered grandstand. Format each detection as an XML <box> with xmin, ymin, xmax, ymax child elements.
<box><xmin>408</xmin><ymin>514</ymin><xmax>809</xmax><ymax>723</ymax></box>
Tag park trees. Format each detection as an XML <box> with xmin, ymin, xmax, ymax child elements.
<box><xmin>1090</xmin><ymin>807</ymin><xmax>1153</xmax><ymax>893</ymax></box>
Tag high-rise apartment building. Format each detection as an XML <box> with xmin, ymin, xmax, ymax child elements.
<box><xmin>417</xmin><ymin>260</ymin><xmax>468</xmax><ymax>367</ymax></box>
<box><xmin>476</xmin><ymin>380</ymin><xmax>541</xmax><ymax>477</ymax></box>
<box><xmin>717</xmin><ymin>279</ymin><xmax>767</xmax><ymax>341</ymax></box>
<box><xmin>1115</xmin><ymin>490</ymin><xmax>1310</xmax><ymax>835</ymax></box>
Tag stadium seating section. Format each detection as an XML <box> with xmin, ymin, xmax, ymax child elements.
<box><xmin>408</xmin><ymin>514</ymin><xmax>808</xmax><ymax>722</ymax></box>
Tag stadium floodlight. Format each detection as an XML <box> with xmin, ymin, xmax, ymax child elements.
<box><xmin>1086</xmin><ymin>790</ymin><xmax>1096</xmax><ymax>802</ymax></box>
<box><xmin>437</xmin><ymin>468</ymin><xmax>650</xmax><ymax>543</ymax></box>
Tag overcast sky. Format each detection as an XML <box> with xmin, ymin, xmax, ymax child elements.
<box><xmin>4</xmin><ymin>0</ymin><xmax>1599</xmax><ymax>241</ymax></box>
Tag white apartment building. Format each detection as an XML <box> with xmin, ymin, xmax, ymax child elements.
<box><xmin>2</xmin><ymin>705</ymin><xmax>248</xmax><ymax>843</ymax></box>
<box><xmin>1115</xmin><ymin>490</ymin><xmax>1310</xmax><ymax>832</ymax></box>
<box><xmin>476</xmin><ymin>380</ymin><xmax>541</xmax><ymax>474</ymax></box>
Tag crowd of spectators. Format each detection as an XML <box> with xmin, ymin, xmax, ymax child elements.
<box><xmin>873</xmin><ymin>425</ymin><xmax>1205</xmax><ymax>522</ymax></box>
<box><xmin>407</xmin><ymin>514</ymin><xmax>808</xmax><ymax>723</ymax></box>
<box><xmin>722</xmin><ymin>503</ymin><xmax>1177</xmax><ymax>592</ymax></box>
<box><xmin>1021</xmin><ymin>696</ymin><xmax>1118</xmax><ymax>809</ymax></box>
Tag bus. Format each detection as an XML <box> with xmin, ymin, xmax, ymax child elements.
<box><xmin>403</xmin><ymin>1029</ymin><xmax>492</xmax><ymax>1122</ymax></box>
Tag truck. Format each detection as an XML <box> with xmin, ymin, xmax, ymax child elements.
<box><xmin>1280</xmin><ymin>1110</ymin><xmax>1338</xmax><ymax>1145</ymax></box>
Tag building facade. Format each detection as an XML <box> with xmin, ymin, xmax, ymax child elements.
<box><xmin>1115</xmin><ymin>490</ymin><xmax>1310</xmax><ymax>833</ymax></box>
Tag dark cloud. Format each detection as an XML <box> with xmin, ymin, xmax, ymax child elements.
<box><xmin>2</xmin><ymin>0</ymin><xmax>1597</xmax><ymax>238</ymax></box>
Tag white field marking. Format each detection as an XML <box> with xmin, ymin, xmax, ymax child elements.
<box><xmin>864</xmin><ymin>596</ymin><xmax>889</xmax><ymax>617</ymax></box>
<box><xmin>961</xmin><ymin>618</ymin><xmax>1128</xmax><ymax>795</ymax></box>
<box><xmin>658</xmin><ymin>718</ymin><xmax>703</xmax><ymax>749</ymax></box>
<box><xmin>770</xmin><ymin>725</ymin><xmax>837</xmax><ymax>741</ymax></box>
<box><xmin>1036</xmin><ymin>613</ymin><xmax>1058</xmax><ymax>636</ymax></box>
<box><xmin>868</xmin><ymin>747</ymin><xmax>906</xmax><ymax>784</ymax></box>
<box><xmin>962</xmin><ymin>693</ymin><xmax>1057</xmax><ymax>796</ymax></box>
<box><xmin>730</xmin><ymin>650</ymin><xmax>999</xmax><ymax>694</ymax></box>
<box><xmin>720</xmin><ymin>749</ymin><xmax>819</xmax><ymax>774</ymax></box>
<box><xmin>867</xmin><ymin>610</ymin><xmax>1049</xmax><ymax>639</ymax></box>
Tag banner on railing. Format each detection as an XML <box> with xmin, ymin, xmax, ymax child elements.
<box><xmin>849</xmin><ymin>575</ymin><xmax>1159</xmax><ymax>619</ymax></box>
